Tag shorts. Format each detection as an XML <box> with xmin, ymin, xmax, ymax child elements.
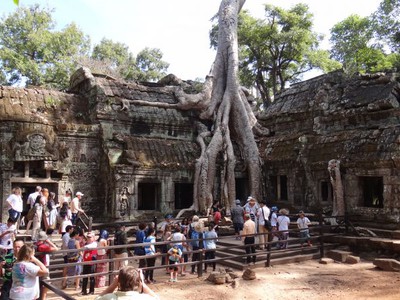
<box><xmin>168</xmin><ymin>260</ymin><xmax>179</xmax><ymax>271</ymax></box>
<box><xmin>233</xmin><ymin>223</ymin><xmax>244</xmax><ymax>233</ymax></box>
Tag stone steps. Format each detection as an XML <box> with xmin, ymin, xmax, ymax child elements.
<box><xmin>215</xmin><ymin>236</ymin><xmax>327</xmax><ymax>270</ymax></box>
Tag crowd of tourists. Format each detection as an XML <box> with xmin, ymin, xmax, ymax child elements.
<box><xmin>0</xmin><ymin>188</ymin><xmax>314</xmax><ymax>299</ymax></box>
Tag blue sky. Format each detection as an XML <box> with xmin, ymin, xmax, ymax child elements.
<box><xmin>1</xmin><ymin>0</ymin><xmax>382</xmax><ymax>81</ymax></box>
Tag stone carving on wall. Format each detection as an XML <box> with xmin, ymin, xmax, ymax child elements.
<box><xmin>13</xmin><ymin>133</ymin><xmax>53</xmax><ymax>160</ymax></box>
<box><xmin>118</xmin><ymin>186</ymin><xmax>131</xmax><ymax>219</ymax></box>
<box><xmin>328</xmin><ymin>159</ymin><xmax>345</xmax><ymax>223</ymax></box>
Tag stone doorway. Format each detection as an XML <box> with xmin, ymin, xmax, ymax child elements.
<box><xmin>138</xmin><ymin>182</ymin><xmax>161</xmax><ymax>210</ymax></box>
<box><xmin>235</xmin><ymin>178</ymin><xmax>249</xmax><ymax>203</ymax></box>
<box><xmin>174</xmin><ymin>183</ymin><xmax>193</xmax><ymax>209</ymax></box>
<box><xmin>13</xmin><ymin>183</ymin><xmax>59</xmax><ymax>212</ymax></box>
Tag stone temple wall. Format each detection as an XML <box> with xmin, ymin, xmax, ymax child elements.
<box><xmin>1</xmin><ymin>69</ymin><xmax>400</xmax><ymax>227</ymax></box>
<box><xmin>258</xmin><ymin>71</ymin><xmax>400</xmax><ymax>228</ymax></box>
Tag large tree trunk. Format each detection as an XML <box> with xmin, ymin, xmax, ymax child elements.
<box><xmin>192</xmin><ymin>0</ymin><xmax>261</xmax><ymax>214</ymax></box>
<box><xmin>131</xmin><ymin>0</ymin><xmax>262</xmax><ymax>217</ymax></box>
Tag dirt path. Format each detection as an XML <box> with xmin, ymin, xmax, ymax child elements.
<box><xmin>152</xmin><ymin>260</ymin><xmax>400</xmax><ymax>300</ymax></box>
<box><xmin>50</xmin><ymin>259</ymin><xmax>400</xmax><ymax>300</ymax></box>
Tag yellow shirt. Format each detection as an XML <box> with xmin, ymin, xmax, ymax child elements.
<box><xmin>243</xmin><ymin>219</ymin><xmax>256</xmax><ymax>236</ymax></box>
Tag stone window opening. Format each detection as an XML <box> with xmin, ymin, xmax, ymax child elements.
<box><xmin>360</xmin><ymin>176</ymin><xmax>384</xmax><ymax>208</ymax></box>
<box><xmin>320</xmin><ymin>180</ymin><xmax>333</xmax><ymax>203</ymax></box>
<box><xmin>269</xmin><ymin>175</ymin><xmax>288</xmax><ymax>201</ymax></box>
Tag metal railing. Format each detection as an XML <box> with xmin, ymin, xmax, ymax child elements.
<box><xmin>41</xmin><ymin>214</ymin><xmax>349</xmax><ymax>299</ymax></box>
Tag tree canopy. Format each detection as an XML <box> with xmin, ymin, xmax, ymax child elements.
<box><xmin>211</xmin><ymin>3</ymin><xmax>341</xmax><ymax>107</ymax></box>
<box><xmin>0</xmin><ymin>4</ymin><xmax>170</xmax><ymax>89</ymax></box>
<box><xmin>330</xmin><ymin>0</ymin><xmax>400</xmax><ymax>74</ymax></box>
<box><xmin>0</xmin><ymin>4</ymin><xmax>90</xmax><ymax>89</ymax></box>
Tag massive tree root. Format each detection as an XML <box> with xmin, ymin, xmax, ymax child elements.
<box><xmin>179</xmin><ymin>0</ymin><xmax>262</xmax><ymax>215</ymax></box>
<box><xmin>123</xmin><ymin>0</ymin><xmax>261</xmax><ymax>217</ymax></box>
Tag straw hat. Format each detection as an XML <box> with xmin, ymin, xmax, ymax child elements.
<box><xmin>38</xmin><ymin>231</ymin><xmax>48</xmax><ymax>241</ymax></box>
<box><xmin>279</xmin><ymin>208</ymin><xmax>289</xmax><ymax>215</ymax></box>
<box><xmin>193</xmin><ymin>221</ymin><xmax>204</xmax><ymax>232</ymax></box>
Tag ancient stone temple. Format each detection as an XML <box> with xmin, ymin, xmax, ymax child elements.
<box><xmin>258</xmin><ymin>71</ymin><xmax>400</xmax><ymax>228</ymax></box>
<box><xmin>1</xmin><ymin>69</ymin><xmax>399</xmax><ymax>227</ymax></box>
<box><xmin>0</xmin><ymin>68</ymin><xmax>201</xmax><ymax>222</ymax></box>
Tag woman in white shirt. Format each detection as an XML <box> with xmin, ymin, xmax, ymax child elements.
<box><xmin>6</xmin><ymin>187</ymin><xmax>23</xmax><ymax>229</ymax></box>
<box><xmin>10</xmin><ymin>244</ymin><xmax>49</xmax><ymax>300</ymax></box>
<box><xmin>276</xmin><ymin>208</ymin><xmax>291</xmax><ymax>249</ymax></box>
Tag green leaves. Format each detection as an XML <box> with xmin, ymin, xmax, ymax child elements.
<box><xmin>236</xmin><ymin>4</ymin><xmax>339</xmax><ymax>107</ymax></box>
<box><xmin>0</xmin><ymin>4</ymin><xmax>89</xmax><ymax>89</ymax></box>
<box><xmin>330</xmin><ymin>0</ymin><xmax>399</xmax><ymax>75</ymax></box>
<box><xmin>13</xmin><ymin>0</ymin><xmax>19</xmax><ymax>5</ymax></box>
<box><xmin>0</xmin><ymin>4</ymin><xmax>170</xmax><ymax>88</ymax></box>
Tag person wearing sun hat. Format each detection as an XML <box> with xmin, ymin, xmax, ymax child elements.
<box><xmin>71</xmin><ymin>191</ymin><xmax>85</xmax><ymax>225</ymax></box>
<box><xmin>35</xmin><ymin>230</ymin><xmax>59</xmax><ymax>299</ymax></box>
<box><xmin>277</xmin><ymin>208</ymin><xmax>290</xmax><ymax>249</ymax></box>
<box><xmin>243</xmin><ymin>196</ymin><xmax>259</xmax><ymax>224</ymax></box>
<box><xmin>270</xmin><ymin>206</ymin><xmax>279</xmax><ymax>241</ymax></box>
<box><xmin>297</xmin><ymin>211</ymin><xmax>312</xmax><ymax>247</ymax></box>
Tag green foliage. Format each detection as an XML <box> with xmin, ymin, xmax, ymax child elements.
<box><xmin>135</xmin><ymin>47</ymin><xmax>169</xmax><ymax>82</ymax></box>
<box><xmin>330</xmin><ymin>1</ymin><xmax>399</xmax><ymax>75</ymax></box>
<box><xmin>235</xmin><ymin>4</ymin><xmax>340</xmax><ymax>106</ymax></box>
<box><xmin>44</xmin><ymin>95</ymin><xmax>60</xmax><ymax>107</ymax></box>
<box><xmin>0</xmin><ymin>4</ymin><xmax>90</xmax><ymax>89</ymax></box>
<box><xmin>0</xmin><ymin>4</ymin><xmax>170</xmax><ymax>89</ymax></box>
<box><xmin>88</xmin><ymin>39</ymin><xmax>169</xmax><ymax>82</ymax></box>
<box><xmin>371</xmin><ymin>0</ymin><xmax>400</xmax><ymax>52</ymax></box>
<box><xmin>90</xmin><ymin>38</ymin><xmax>137</xmax><ymax>79</ymax></box>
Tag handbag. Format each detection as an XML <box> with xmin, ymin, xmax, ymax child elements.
<box><xmin>262</xmin><ymin>208</ymin><xmax>272</xmax><ymax>231</ymax></box>
<box><xmin>26</xmin><ymin>207</ymin><xmax>36</xmax><ymax>221</ymax></box>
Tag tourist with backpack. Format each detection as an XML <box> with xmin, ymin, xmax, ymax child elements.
<box><xmin>35</xmin><ymin>231</ymin><xmax>59</xmax><ymax>300</ymax></box>
<box><xmin>190</xmin><ymin>220</ymin><xmax>204</xmax><ymax>274</ymax></box>
<box><xmin>203</xmin><ymin>222</ymin><xmax>218</xmax><ymax>272</ymax></box>
<box><xmin>257</xmin><ymin>201</ymin><xmax>271</xmax><ymax>250</ymax></box>
<box><xmin>113</xmin><ymin>223</ymin><xmax>128</xmax><ymax>272</ymax></box>
<box><xmin>134</xmin><ymin>223</ymin><xmax>147</xmax><ymax>269</ymax></box>
<box><xmin>81</xmin><ymin>232</ymin><xmax>97</xmax><ymax>295</ymax></box>
<box><xmin>144</xmin><ymin>227</ymin><xmax>157</xmax><ymax>284</ymax></box>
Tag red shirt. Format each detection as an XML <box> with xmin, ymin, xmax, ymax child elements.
<box><xmin>36</xmin><ymin>241</ymin><xmax>52</xmax><ymax>266</ymax></box>
<box><xmin>214</xmin><ymin>211</ymin><xmax>221</xmax><ymax>224</ymax></box>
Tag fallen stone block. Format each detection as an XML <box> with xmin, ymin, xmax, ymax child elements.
<box><xmin>345</xmin><ymin>255</ymin><xmax>360</xmax><ymax>264</ymax></box>
<box><xmin>373</xmin><ymin>258</ymin><xmax>400</xmax><ymax>272</ymax></box>
<box><xmin>242</xmin><ymin>268</ymin><xmax>256</xmax><ymax>280</ymax></box>
<box><xmin>319</xmin><ymin>258</ymin><xmax>334</xmax><ymax>264</ymax></box>
<box><xmin>326</xmin><ymin>250</ymin><xmax>352</xmax><ymax>262</ymax></box>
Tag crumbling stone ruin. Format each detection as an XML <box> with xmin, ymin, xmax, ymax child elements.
<box><xmin>258</xmin><ymin>71</ymin><xmax>400</xmax><ymax>228</ymax></box>
<box><xmin>1</xmin><ymin>68</ymin><xmax>399</xmax><ymax>227</ymax></box>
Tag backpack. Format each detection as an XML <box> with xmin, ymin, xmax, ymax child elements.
<box><xmin>59</xmin><ymin>209</ymin><xmax>67</xmax><ymax>219</ymax></box>
<box><xmin>190</xmin><ymin>230</ymin><xmax>203</xmax><ymax>249</ymax></box>
<box><xmin>35</xmin><ymin>241</ymin><xmax>46</xmax><ymax>264</ymax></box>
<box><xmin>83</xmin><ymin>249</ymin><xmax>97</xmax><ymax>262</ymax></box>
<box><xmin>26</xmin><ymin>206</ymin><xmax>36</xmax><ymax>221</ymax></box>
<box><xmin>114</xmin><ymin>231</ymin><xmax>123</xmax><ymax>245</ymax></box>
